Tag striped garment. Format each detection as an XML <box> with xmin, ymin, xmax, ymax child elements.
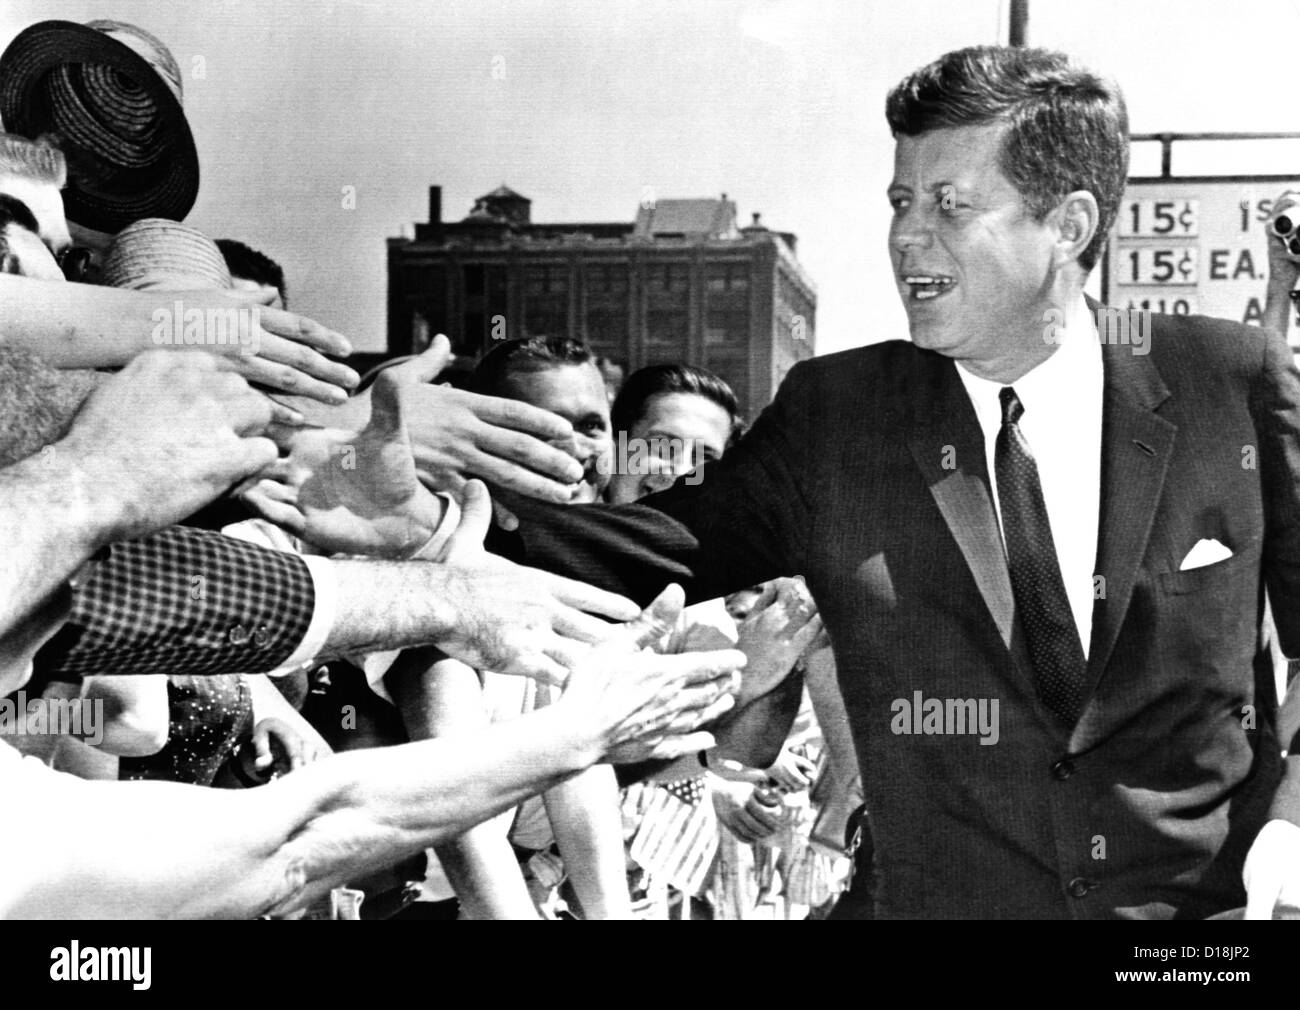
<box><xmin>624</xmin><ymin>776</ymin><xmax>718</xmax><ymax>896</ymax></box>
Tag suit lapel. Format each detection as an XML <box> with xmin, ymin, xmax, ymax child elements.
<box><xmin>904</xmin><ymin>350</ymin><xmax>1027</xmax><ymax>671</ymax></box>
<box><xmin>1085</xmin><ymin>331</ymin><xmax>1176</xmax><ymax>690</ymax></box>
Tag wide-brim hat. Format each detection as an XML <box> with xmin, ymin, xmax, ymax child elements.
<box><xmin>102</xmin><ymin>218</ymin><xmax>231</xmax><ymax>292</ymax></box>
<box><xmin>0</xmin><ymin>19</ymin><xmax>198</xmax><ymax>233</ymax></box>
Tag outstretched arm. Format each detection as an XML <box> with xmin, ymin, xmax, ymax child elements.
<box><xmin>0</xmin><ymin>274</ymin><xmax>358</xmax><ymax>404</ymax></box>
<box><xmin>2</xmin><ymin>589</ymin><xmax>745</xmax><ymax>919</ymax></box>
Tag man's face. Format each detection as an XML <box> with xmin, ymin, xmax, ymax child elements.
<box><xmin>888</xmin><ymin>123</ymin><xmax>1060</xmax><ymax>369</ymax></box>
<box><xmin>500</xmin><ymin>362</ymin><xmax>613</xmax><ymax>503</ymax></box>
<box><xmin>607</xmin><ymin>391</ymin><xmax>732</xmax><ymax>504</ymax></box>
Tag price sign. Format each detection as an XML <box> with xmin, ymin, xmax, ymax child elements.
<box><xmin>1117</xmin><ymin>198</ymin><xmax>1199</xmax><ymax>238</ymax></box>
<box><xmin>1122</xmin><ymin>295</ymin><xmax>1199</xmax><ymax>315</ymax></box>
<box><xmin>1102</xmin><ymin>176</ymin><xmax>1300</xmax><ymax>343</ymax></box>
<box><xmin>1116</xmin><ymin>247</ymin><xmax>1198</xmax><ymax>285</ymax></box>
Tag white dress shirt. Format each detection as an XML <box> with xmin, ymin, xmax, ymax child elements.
<box><xmin>955</xmin><ymin>296</ymin><xmax>1104</xmax><ymax>657</ymax></box>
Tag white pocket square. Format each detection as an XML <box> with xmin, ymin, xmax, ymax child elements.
<box><xmin>1179</xmin><ymin>538</ymin><xmax>1233</xmax><ymax>571</ymax></box>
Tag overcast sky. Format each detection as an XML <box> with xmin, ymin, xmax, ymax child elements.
<box><xmin>6</xmin><ymin>0</ymin><xmax>1300</xmax><ymax>353</ymax></box>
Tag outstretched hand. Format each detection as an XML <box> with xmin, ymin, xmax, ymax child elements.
<box><xmin>558</xmin><ymin>584</ymin><xmax>746</xmax><ymax>764</ymax></box>
<box><xmin>429</xmin><ymin>480</ymin><xmax>642</xmax><ymax>684</ymax></box>
<box><xmin>241</xmin><ymin>361</ymin><xmax>446</xmax><ymax>557</ymax></box>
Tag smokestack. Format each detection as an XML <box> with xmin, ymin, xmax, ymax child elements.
<box><xmin>429</xmin><ymin>186</ymin><xmax>442</xmax><ymax>225</ymax></box>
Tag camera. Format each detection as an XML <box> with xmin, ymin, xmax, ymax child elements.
<box><xmin>1270</xmin><ymin>203</ymin><xmax>1300</xmax><ymax>258</ymax></box>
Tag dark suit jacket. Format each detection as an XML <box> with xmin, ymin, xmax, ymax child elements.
<box><xmin>496</xmin><ymin>310</ymin><xmax>1300</xmax><ymax>919</ymax></box>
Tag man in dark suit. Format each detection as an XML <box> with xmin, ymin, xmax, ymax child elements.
<box><xmin>494</xmin><ymin>45</ymin><xmax>1300</xmax><ymax>918</ymax></box>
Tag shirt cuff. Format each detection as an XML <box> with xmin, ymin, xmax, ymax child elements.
<box><xmin>266</xmin><ymin>555</ymin><xmax>337</xmax><ymax>676</ymax></box>
<box><xmin>408</xmin><ymin>492</ymin><xmax>460</xmax><ymax>561</ymax></box>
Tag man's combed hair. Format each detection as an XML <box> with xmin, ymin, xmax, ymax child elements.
<box><xmin>0</xmin><ymin>193</ymin><xmax>42</xmax><ymax>275</ymax></box>
<box><xmin>470</xmin><ymin>335</ymin><xmax>593</xmax><ymax>397</ymax></box>
<box><xmin>0</xmin><ymin>134</ymin><xmax>66</xmax><ymax>187</ymax></box>
<box><xmin>216</xmin><ymin>238</ymin><xmax>287</xmax><ymax>307</ymax></box>
<box><xmin>886</xmin><ymin>45</ymin><xmax>1128</xmax><ymax>270</ymax></box>
<box><xmin>611</xmin><ymin>363</ymin><xmax>741</xmax><ymax>445</ymax></box>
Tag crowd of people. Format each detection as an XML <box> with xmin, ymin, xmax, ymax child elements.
<box><xmin>4</xmin><ymin>17</ymin><xmax>1300</xmax><ymax>921</ymax></box>
<box><xmin>0</xmin><ymin>18</ymin><xmax>863</xmax><ymax>920</ymax></box>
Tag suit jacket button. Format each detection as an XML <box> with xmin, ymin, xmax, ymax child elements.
<box><xmin>229</xmin><ymin>624</ymin><xmax>250</xmax><ymax>645</ymax></box>
<box><xmin>1051</xmin><ymin>757</ymin><xmax>1075</xmax><ymax>781</ymax></box>
<box><xmin>1066</xmin><ymin>877</ymin><xmax>1094</xmax><ymax>899</ymax></box>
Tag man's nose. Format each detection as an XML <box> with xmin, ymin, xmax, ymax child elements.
<box><xmin>890</xmin><ymin>207</ymin><xmax>933</xmax><ymax>254</ymax></box>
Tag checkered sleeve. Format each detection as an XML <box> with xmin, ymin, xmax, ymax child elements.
<box><xmin>32</xmin><ymin>525</ymin><xmax>316</xmax><ymax>680</ymax></box>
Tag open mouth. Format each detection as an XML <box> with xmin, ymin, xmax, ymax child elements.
<box><xmin>903</xmin><ymin>274</ymin><xmax>957</xmax><ymax>302</ymax></box>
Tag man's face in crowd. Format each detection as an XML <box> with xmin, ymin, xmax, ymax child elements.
<box><xmin>500</xmin><ymin>361</ymin><xmax>613</xmax><ymax>503</ymax></box>
<box><xmin>888</xmin><ymin>123</ymin><xmax>1060</xmax><ymax>369</ymax></box>
<box><xmin>607</xmin><ymin>391</ymin><xmax>732</xmax><ymax>505</ymax></box>
<box><xmin>0</xmin><ymin>174</ymin><xmax>70</xmax><ymax>280</ymax></box>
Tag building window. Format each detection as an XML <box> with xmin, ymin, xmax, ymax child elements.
<box><xmin>705</xmin><ymin>309</ymin><xmax>747</xmax><ymax>345</ymax></box>
<box><xmin>587</xmin><ymin>309</ymin><xmax>626</xmax><ymax>346</ymax></box>
<box><xmin>525</xmin><ymin>265</ymin><xmax>568</xmax><ymax>296</ymax></box>
<box><xmin>706</xmin><ymin>262</ymin><xmax>750</xmax><ymax>292</ymax></box>
<box><xmin>647</xmin><ymin>263</ymin><xmax>689</xmax><ymax>293</ymax></box>
<box><xmin>461</xmin><ymin>312</ymin><xmax>485</xmax><ymax>355</ymax></box>
<box><xmin>402</xmin><ymin>263</ymin><xmax>437</xmax><ymax>292</ymax></box>
<box><xmin>464</xmin><ymin>264</ymin><xmax>485</xmax><ymax>295</ymax></box>
<box><xmin>525</xmin><ymin>309</ymin><xmax>568</xmax><ymax>339</ymax></box>
<box><xmin>587</xmin><ymin>264</ymin><xmax>628</xmax><ymax>294</ymax></box>
<box><xmin>646</xmin><ymin>309</ymin><xmax>688</xmax><ymax>345</ymax></box>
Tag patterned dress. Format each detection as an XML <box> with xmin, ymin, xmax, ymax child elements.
<box><xmin>118</xmin><ymin>674</ymin><xmax>253</xmax><ymax>785</ymax></box>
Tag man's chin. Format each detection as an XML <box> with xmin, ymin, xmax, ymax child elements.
<box><xmin>908</xmin><ymin>323</ymin><xmax>956</xmax><ymax>353</ymax></box>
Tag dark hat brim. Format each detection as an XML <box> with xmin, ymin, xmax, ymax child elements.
<box><xmin>0</xmin><ymin>20</ymin><xmax>199</xmax><ymax>233</ymax></box>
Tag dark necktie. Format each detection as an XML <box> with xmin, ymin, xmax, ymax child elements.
<box><xmin>995</xmin><ymin>386</ymin><xmax>1087</xmax><ymax>727</ymax></box>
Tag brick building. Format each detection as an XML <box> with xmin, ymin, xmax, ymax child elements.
<box><xmin>386</xmin><ymin>184</ymin><xmax>816</xmax><ymax>417</ymax></box>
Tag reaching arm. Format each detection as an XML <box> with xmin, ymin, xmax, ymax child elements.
<box><xmin>79</xmin><ymin>675</ymin><xmax>170</xmax><ymax>757</ymax></box>
<box><xmin>543</xmin><ymin>764</ymin><xmax>631</xmax><ymax>919</ymax></box>
<box><xmin>389</xmin><ymin>648</ymin><xmax>540</xmax><ymax>920</ymax></box>
<box><xmin>0</xmin><ymin>274</ymin><xmax>358</xmax><ymax>403</ymax></box>
<box><xmin>0</xmin><ymin>709</ymin><xmax>589</xmax><ymax>919</ymax></box>
<box><xmin>34</xmin><ymin>482</ymin><xmax>642</xmax><ymax>688</ymax></box>
<box><xmin>2</xmin><ymin>590</ymin><xmax>746</xmax><ymax>919</ymax></box>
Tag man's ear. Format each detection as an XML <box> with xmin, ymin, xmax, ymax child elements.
<box><xmin>1052</xmin><ymin>191</ymin><xmax>1100</xmax><ymax>269</ymax></box>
